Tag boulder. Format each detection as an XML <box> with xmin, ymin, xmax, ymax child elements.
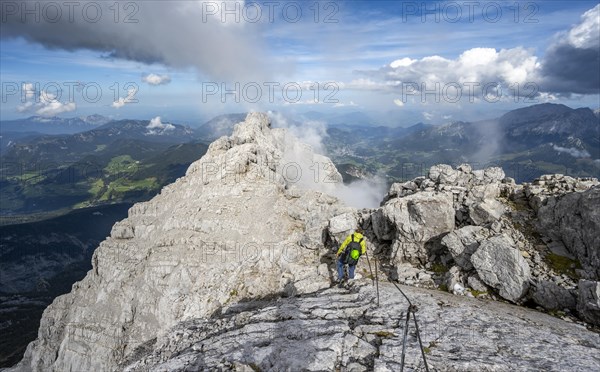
<box><xmin>468</xmin><ymin>199</ymin><xmax>506</xmax><ymax>225</ymax></box>
<box><xmin>471</xmin><ymin>235</ymin><xmax>531</xmax><ymax>302</ymax></box>
<box><xmin>375</xmin><ymin>191</ymin><xmax>454</xmax><ymax>264</ymax></box>
<box><xmin>428</xmin><ymin>164</ymin><xmax>459</xmax><ymax>185</ymax></box>
<box><xmin>483</xmin><ymin>167</ymin><xmax>505</xmax><ymax>183</ymax></box>
<box><xmin>467</xmin><ymin>275</ymin><xmax>488</xmax><ymax>293</ymax></box>
<box><xmin>531</xmin><ymin>280</ymin><xmax>577</xmax><ymax>311</ymax></box>
<box><xmin>577</xmin><ymin>280</ymin><xmax>600</xmax><ymax>326</ymax></box>
<box><xmin>328</xmin><ymin>212</ymin><xmax>359</xmax><ymax>244</ymax></box>
<box><xmin>441</xmin><ymin>226</ymin><xmax>487</xmax><ymax>270</ymax></box>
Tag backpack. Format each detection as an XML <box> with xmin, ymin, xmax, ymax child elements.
<box><xmin>343</xmin><ymin>234</ymin><xmax>363</xmax><ymax>265</ymax></box>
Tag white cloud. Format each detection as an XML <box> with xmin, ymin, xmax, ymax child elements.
<box><xmin>393</xmin><ymin>99</ymin><xmax>404</xmax><ymax>107</ymax></box>
<box><xmin>423</xmin><ymin>112</ymin><xmax>434</xmax><ymax>121</ymax></box>
<box><xmin>142</xmin><ymin>73</ymin><xmax>171</xmax><ymax>85</ymax></box>
<box><xmin>333</xmin><ymin>101</ymin><xmax>357</xmax><ymax>108</ymax></box>
<box><xmin>377</xmin><ymin>46</ymin><xmax>540</xmax><ymax>92</ymax></box>
<box><xmin>269</xmin><ymin>111</ymin><xmax>327</xmax><ymax>154</ymax></box>
<box><xmin>268</xmin><ymin>111</ymin><xmax>385</xmax><ymax>208</ymax></box>
<box><xmin>359</xmin><ymin>5</ymin><xmax>599</xmax><ymax>99</ymax></box>
<box><xmin>22</xmin><ymin>83</ymin><xmax>35</xmax><ymax>100</ymax></box>
<box><xmin>146</xmin><ymin>116</ymin><xmax>175</xmax><ymax>135</ymax></box>
<box><xmin>390</xmin><ymin>58</ymin><xmax>415</xmax><ymax>68</ymax></box>
<box><xmin>112</xmin><ymin>87</ymin><xmax>138</xmax><ymax>109</ymax></box>
<box><xmin>552</xmin><ymin>145</ymin><xmax>591</xmax><ymax>158</ymax></box>
<box><xmin>16</xmin><ymin>84</ymin><xmax>76</xmax><ymax>116</ymax></box>
<box><xmin>566</xmin><ymin>4</ymin><xmax>600</xmax><ymax>49</ymax></box>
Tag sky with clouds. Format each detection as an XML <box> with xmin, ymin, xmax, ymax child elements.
<box><xmin>1</xmin><ymin>0</ymin><xmax>599</xmax><ymax>125</ymax></box>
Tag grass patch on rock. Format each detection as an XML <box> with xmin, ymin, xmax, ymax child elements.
<box><xmin>373</xmin><ymin>331</ymin><xmax>395</xmax><ymax>338</ymax></box>
<box><xmin>546</xmin><ymin>253</ymin><xmax>581</xmax><ymax>279</ymax></box>
<box><xmin>431</xmin><ymin>263</ymin><xmax>449</xmax><ymax>274</ymax></box>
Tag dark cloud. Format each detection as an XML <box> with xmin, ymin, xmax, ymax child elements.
<box><xmin>0</xmin><ymin>1</ymin><xmax>275</xmax><ymax>82</ymax></box>
<box><xmin>540</xmin><ymin>43</ymin><xmax>600</xmax><ymax>95</ymax></box>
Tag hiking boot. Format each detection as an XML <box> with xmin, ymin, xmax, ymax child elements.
<box><xmin>337</xmin><ymin>279</ymin><xmax>345</xmax><ymax>288</ymax></box>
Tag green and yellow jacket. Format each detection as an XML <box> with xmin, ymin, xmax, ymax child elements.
<box><xmin>337</xmin><ymin>232</ymin><xmax>367</xmax><ymax>256</ymax></box>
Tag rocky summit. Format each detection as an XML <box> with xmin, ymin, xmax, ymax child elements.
<box><xmin>10</xmin><ymin>113</ymin><xmax>600</xmax><ymax>371</ymax></box>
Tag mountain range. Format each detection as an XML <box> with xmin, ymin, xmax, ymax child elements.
<box><xmin>1</xmin><ymin>118</ymin><xmax>206</xmax><ymax>215</ymax></box>
<box><xmin>325</xmin><ymin>103</ymin><xmax>600</xmax><ymax>183</ymax></box>
<box><xmin>1</xmin><ymin>114</ymin><xmax>111</xmax><ymax>135</ymax></box>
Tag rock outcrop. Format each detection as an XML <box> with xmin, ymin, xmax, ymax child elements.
<box><xmin>372</xmin><ymin>191</ymin><xmax>454</xmax><ymax>265</ymax></box>
<box><xmin>368</xmin><ymin>163</ymin><xmax>599</xmax><ymax>324</ymax></box>
<box><xmin>470</xmin><ymin>235</ymin><xmax>531</xmax><ymax>302</ymax></box>
<box><xmin>578</xmin><ymin>280</ymin><xmax>600</xmax><ymax>325</ymax></box>
<box><xmin>13</xmin><ymin>113</ymin><xmax>352</xmax><ymax>371</ymax></box>
<box><xmin>121</xmin><ymin>283</ymin><xmax>600</xmax><ymax>371</ymax></box>
<box><xmin>535</xmin><ymin>185</ymin><xmax>600</xmax><ymax>279</ymax></box>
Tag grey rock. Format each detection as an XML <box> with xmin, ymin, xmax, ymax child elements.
<box><xmin>471</xmin><ymin>235</ymin><xmax>531</xmax><ymax>302</ymax></box>
<box><xmin>375</xmin><ymin>192</ymin><xmax>454</xmax><ymax>265</ymax></box>
<box><xmin>441</xmin><ymin>226</ymin><xmax>487</xmax><ymax>270</ymax></box>
<box><xmin>577</xmin><ymin>280</ymin><xmax>600</xmax><ymax>326</ymax></box>
<box><xmin>532</xmin><ymin>280</ymin><xmax>577</xmax><ymax>311</ymax></box>
<box><xmin>483</xmin><ymin>167</ymin><xmax>505</xmax><ymax>183</ymax></box>
<box><xmin>396</xmin><ymin>263</ymin><xmax>421</xmax><ymax>282</ymax></box>
<box><xmin>428</xmin><ymin>164</ymin><xmax>458</xmax><ymax>184</ymax></box>
<box><xmin>469</xmin><ymin>199</ymin><xmax>506</xmax><ymax>225</ymax></box>
<box><xmin>537</xmin><ymin>187</ymin><xmax>600</xmax><ymax>278</ymax></box>
<box><xmin>445</xmin><ymin>266</ymin><xmax>464</xmax><ymax>293</ymax></box>
<box><xmin>467</xmin><ymin>275</ymin><xmax>488</xmax><ymax>293</ymax></box>
<box><xmin>120</xmin><ymin>284</ymin><xmax>600</xmax><ymax>372</ymax></box>
<box><xmin>328</xmin><ymin>212</ymin><xmax>359</xmax><ymax>244</ymax></box>
<box><xmin>457</xmin><ymin>163</ymin><xmax>472</xmax><ymax>173</ymax></box>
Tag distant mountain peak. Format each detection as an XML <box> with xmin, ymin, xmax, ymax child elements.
<box><xmin>499</xmin><ymin>103</ymin><xmax>573</xmax><ymax>125</ymax></box>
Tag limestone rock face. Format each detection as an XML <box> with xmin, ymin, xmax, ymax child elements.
<box><xmin>532</xmin><ymin>280</ymin><xmax>577</xmax><ymax>311</ymax></box>
<box><xmin>383</xmin><ymin>164</ymin><xmax>598</xmax><ymax>321</ymax></box>
<box><xmin>536</xmin><ymin>186</ymin><xmax>600</xmax><ymax>278</ymax></box>
<box><xmin>468</xmin><ymin>199</ymin><xmax>506</xmax><ymax>225</ymax></box>
<box><xmin>13</xmin><ymin>113</ymin><xmax>352</xmax><ymax>372</ymax></box>
<box><xmin>121</xmin><ymin>283</ymin><xmax>600</xmax><ymax>372</ymax></box>
<box><xmin>327</xmin><ymin>212</ymin><xmax>359</xmax><ymax>244</ymax></box>
<box><xmin>471</xmin><ymin>235</ymin><xmax>531</xmax><ymax>302</ymax></box>
<box><xmin>577</xmin><ymin>280</ymin><xmax>600</xmax><ymax>325</ymax></box>
<box><xmin>373</xmin><ymin>191</ymin><xmax>454</xmax><ymax>265</ymax></box>
<box><xmin>441</xmin><ymin>225</ymin><xmax>487</xmax><ymax>270</ymax></box>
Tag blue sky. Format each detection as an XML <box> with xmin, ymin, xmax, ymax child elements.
<box><xmin>1</xmin><ymin>0</ymin><xmax>599</xmax><ymax>126</ymax></box>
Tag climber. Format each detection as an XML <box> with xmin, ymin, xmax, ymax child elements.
<box><xmin>336</xmin><ymin>227</ymin><xmax>367</xmax><ymax>287</ymax></box>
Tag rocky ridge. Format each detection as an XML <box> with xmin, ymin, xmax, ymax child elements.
<box><xmin>10</xmin><ymin>113</ymin><xmax>600</xmax><ymax>371</ymax></box>
<box><xmin>12</xmin><ymin>113</ymin><xmax>352</xmax><ymax>371</ymax></box>
<box><xmin>344</xmin><ymin>163</ymin><xmax>600</xmax><ymax>327</ymax></box>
